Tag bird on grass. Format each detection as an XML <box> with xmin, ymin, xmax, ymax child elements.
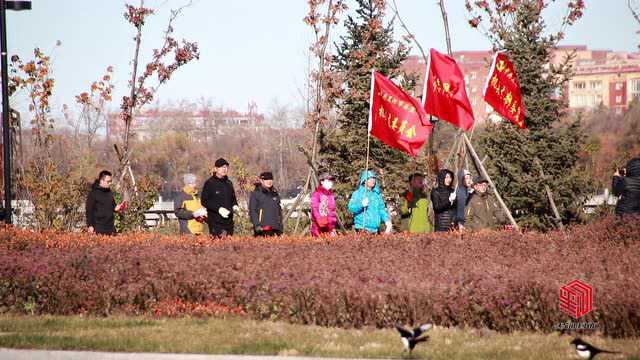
<box><xmin>571</xmin><ymin>337</ymin><xmax>620</xmax><ymax>359</ymax></box>
<box><xmin>395</xmin><ymin>323</ymin><xmax>432</xmax><ymax>354</ymax></box>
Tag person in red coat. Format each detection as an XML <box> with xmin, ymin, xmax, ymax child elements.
<box><xmin>311</xmin><ymin>172</ymin><xmax>337</xmax><ymax>237</ymax></box>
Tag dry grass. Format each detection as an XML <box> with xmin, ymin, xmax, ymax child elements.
<box><xmin>0</xmin><ymin>315</ymin><xmax>638</xmax><ymax>359</ymax></box>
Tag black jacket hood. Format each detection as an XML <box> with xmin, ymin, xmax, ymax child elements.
<box><xmin>436</xmin><ymin>169</ymin><xmax>454</xmax><ymax>188</ymax></box>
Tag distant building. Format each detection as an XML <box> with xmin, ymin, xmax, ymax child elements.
<box><xmin>107</xmin><ymin>102</ymin><xmax>266</xmax><ymax>140</ymax></box>
<box><xmin>557</xmin><ymin>45</ymin><xmax>640</xmax><ymax>114</ymax></box>
<box><xmin>401</xmin><ymin>46</ymin><xmax>640</xmax><ymax>122</ymax></box>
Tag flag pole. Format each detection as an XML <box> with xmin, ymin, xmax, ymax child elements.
<box><xmin>363</xmin><ymin>69</ymin><xmax>376</xmax><ymax>230</ymax></box>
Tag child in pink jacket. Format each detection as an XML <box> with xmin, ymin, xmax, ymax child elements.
<box><xmin>311</xmin><ymin>173</ymin><xmax>337</xmax><ymax>237</ymax></box>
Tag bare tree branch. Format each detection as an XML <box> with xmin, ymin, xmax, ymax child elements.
<box><xmin>389</xmin><ymin>0</ymin><xmax>428</xmax><ymax>64</ymax></box>
<box><xmin>630</xmin><ymin>0</ymin><xmax>640</xmax><ymax>25</ymax></box>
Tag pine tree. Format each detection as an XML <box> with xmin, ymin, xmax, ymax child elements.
<box><xmin>318</xmin><ymin>0</ymin><xmax>420</xmax><ymax>227</ymax></box>
<box><xmin>468</xmin><ymin>0</ymin><xmax>592</xmax><ymax>230</ymax></box>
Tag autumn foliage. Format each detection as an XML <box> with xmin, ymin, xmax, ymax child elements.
<box><xmin>1</xmin><ymin>216</ymin><xmax>639</xmax><ymax>337</ymax></box>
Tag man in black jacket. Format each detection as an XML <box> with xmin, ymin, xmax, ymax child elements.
<box><xmin>201</xmin><ymin>158</ymin><xmax>239</xmax><ymax>237</ymax></box>
<box><xmin>86</xmin><ymin>170</ymin><xmax>124</xmax><ymax>235</ymax></box>
<box><xmin>612</xmin><ymin>157</ymin><xmax>640</xmax><ymax>216</ymax></box>
<box><xmin>249</xmin><ymin>172</ymin><xmax>283</xmax><ymax>236</ymax></box>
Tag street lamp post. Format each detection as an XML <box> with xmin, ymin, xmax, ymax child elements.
<box><xmin>1</xmin><ymin>0</ymin><xmax>31</xmax><ymax>224</ymax></box>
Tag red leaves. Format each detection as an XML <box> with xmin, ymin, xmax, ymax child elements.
<box><xmin>465</xmin><ymin>0</ymin><xmax>584</xmax><ymax>46</ymax></box>
<box><xmin>9</xmin><ymin>47</ymin><xmax>55</xmax><ymax>148</ymax></box>
<box><xmin>565</xmin><ymin>0</ymin><xmax>585</xmax><ymax>25</ymax></box>
<box><xmin>76</xmin><ymin>92</ymin><xmax>90</xmax><ymax>105</ymax></box>
<box><xmin>468</xmin><ymin>16</ymin><xmax>481</xmax><ymax>28</ymax></box>
<box><xmin>75</xmin><ymin>66</ymin><xmax>114</xmax><ymax>110</ymax></box>
<box><xmin>1</xmin><ymin>216</ymin><xmax>639</xmax><ymax>337</ymax></box>
<box><xmin>124</xmin><ymin>4</ymin><xmax>154</xmax><ymax>29</ymax></box>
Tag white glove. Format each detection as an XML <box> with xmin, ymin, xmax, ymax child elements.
<box><xmin>448</xmin><ymin>192</ymin><xmax>456</xmax><ymax>203</ymax></box>
<box><xmin>468</xmin><ymin>188</ymin><xmax>475</xmax><ymax>194</ymax></box>
<box><xmin>384</xmin><ymin>220</ymin><xmax>392</xmax><ymax>234</ymax></box>
<box><xmin>193</xmin><ymin>207</ymin><xmax>207</xmax><ymax>218</ymax></box>
<box><xmin>232</xmin><ymin>205</ymin><xmax>240</xmax><ymax>213</ymax></box>
<box><xmin>362</xmin><ymin>197</ymin><xmax>369</xmax><ymax>207</ymax></box>
<box><xmin>218</xmin><ymin>207</ymin><xmax>230</xmax><ymax>218</ymax></box>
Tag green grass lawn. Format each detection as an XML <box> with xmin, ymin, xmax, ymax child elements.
<box><xmin>0</xmin><ymin>314</ymin><xmax>638</xmax><ymax>359</ymax></box>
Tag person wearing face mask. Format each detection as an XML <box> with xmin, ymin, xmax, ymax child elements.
<box><xmin>311</xmin><ymin>172</ymin><xmax>337</xmax><ymax>237</ymax></box>
<box><xmin>348</xmin><ymin>170</ymin><xmax>392</xmax><ymax>234</ymax></box>
<box><xmin>249</xmin><ymin>171</ymin><xmax>283</xmax><ymax>237</ymax></box>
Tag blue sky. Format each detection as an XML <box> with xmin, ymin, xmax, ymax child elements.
<box><xmin>7</xmin><ymin>0</ymin><xmax>638</xmax><ymax>117</ymax></box>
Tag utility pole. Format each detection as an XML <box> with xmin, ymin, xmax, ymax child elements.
<box><xmin>1</xmin><ymin>0</ymin><xmax>32</xmax><ymax>224</ymax></box>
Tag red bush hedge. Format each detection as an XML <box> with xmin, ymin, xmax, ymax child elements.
<box><xmin>1</xmin><ymin>216</ymin><xmax>639</xmax><ymax>337</ymax></box>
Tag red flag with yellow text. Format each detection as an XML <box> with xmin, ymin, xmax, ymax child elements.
<box><xmin>368</xmin><ymin>71</ymin><xmax>432</xmax><ymax>156</ymax></box>
<box><xmin>423</xmin><ymin>48</ymin><xmax>475</xmax><ymax>131</ymax></box>
<box><xmin>483</xmin><ymin>51</ymin><xmax>526</xmax><ymax>128</ymax></box>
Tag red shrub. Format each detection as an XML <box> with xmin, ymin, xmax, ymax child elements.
<box><xmin>1</xmin><ymin>216</ymin><xmax>639</xmax><ymax>337</ymax></box>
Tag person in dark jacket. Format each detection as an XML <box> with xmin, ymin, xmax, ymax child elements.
<box><xmin>85</xmin><ymin>170</ymin><xmax>124</xmax><ymax>235</ymax></box>
<box><xmin>456</xmin><ymin>169</ymin><xmax>474</xmax><ymax>230</ymax></box>
<box><xmin>249</xmin><ymin>172</ymin><xmax>283</xmax><ymax>236</ymax></box>
<box><xmin>612</xmin><ymin>157</ymin><xmax>640</xmax><ymax>216</ymax></box>
<box><xmin>430</xmin><ymin>169</ymin><xmax>457</xmax><ymax>232</ymax></box>
<box><xmin>201</xmin><ymin>158</ymin><xmax>239</xmax><ymax>237</ymax></box>
<box><xmin>464</xmin><ymin>176</ymin><xmax>507</xmax><ymax>231</ymax></box>
<box><xmin>174</xmin><ymin>173</ymin><xmax>206</xmax><ymax>235</ymax></box>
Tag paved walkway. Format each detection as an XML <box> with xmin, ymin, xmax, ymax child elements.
<box><xmin>0</xmin><ymin>348</ymin><xmax>374</xmax><ymax>360</ymax></box>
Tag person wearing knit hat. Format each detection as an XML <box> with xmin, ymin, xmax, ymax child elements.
<box><xmin>201</xmin><ymin>158</ymin><xmax>240</xmax><ymax>237</ymax></box>
<box><xmin>174</xmin><ymin>173</ymin><xmax>205</xmax><ymax>235</ymax></box>
<box><xmin>249</xmin><ymin>171</ymin><xmax>283</xmax><ymax>236</ymax></box>
<box><xmin>464</xmin><ymin>175</ymin><xmax>506</xmax><ymax>231</ymax></box>
<box><xmin>311</xmin><ymin>172</ymin><xmax>337</xmax><ymax>237</ymax></box>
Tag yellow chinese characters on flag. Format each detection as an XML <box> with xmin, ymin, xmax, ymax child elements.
<box><xmin>483</xmin><ymin>52</ymin><xmax>526</xmax><ymax>129</ymax></box>
<box><xmin>368</xmin><ymin>71</ymin><xmax>432</xmax><ymax>157</ymax></box>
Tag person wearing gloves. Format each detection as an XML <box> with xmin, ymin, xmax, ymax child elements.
<box><xmin>430</xmin><ymin>169</ymin><xmax>457</xmax><ymax>232</ymax></box>
<box><xmin>348</xmin><ymin>170</ymin><xmax>392</xmax><ymax>234</ymax></box>
<box><xmin>201</xmin><ymin>158</ymin><xmax>240</xmax><ymax>237</ymax></box>
<box><xmin>249</xmin><ymin>171</ymin><xmax>283</xmax><ymax>237</ymax></box>
<box><xmin>174</xmin><ymin>173</ymin><xmax>206</xmax><ymax>235</ymax></box>
<box><xmin>311</xmin><ymin>172</ymin><xmax>337</xmax><ymax>237</ymax></box>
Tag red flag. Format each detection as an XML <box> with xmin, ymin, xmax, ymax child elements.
<box><xmin>368</xmin><ymin>71</ymin><xmax>432</xmax><ymax>157</ymax></box>
<box><xmin>423</xmin><ymin>48</ymin><xmax>475</xmax><ymax>131</ymax></box>
<box><xmin>483</xmin><ymin>52</ymin><xmax>526</xmax><ymax>128</ymax></box>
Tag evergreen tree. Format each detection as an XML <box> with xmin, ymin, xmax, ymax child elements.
<box><xmin>319</xmin><ymin>0</ymin><xmax>420</xmax><ymax>228</ymax></box>
<box><xmin>468</xmin><ymin>0</ymin><xmax>592</xmax><ymax>230</ymax></box>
